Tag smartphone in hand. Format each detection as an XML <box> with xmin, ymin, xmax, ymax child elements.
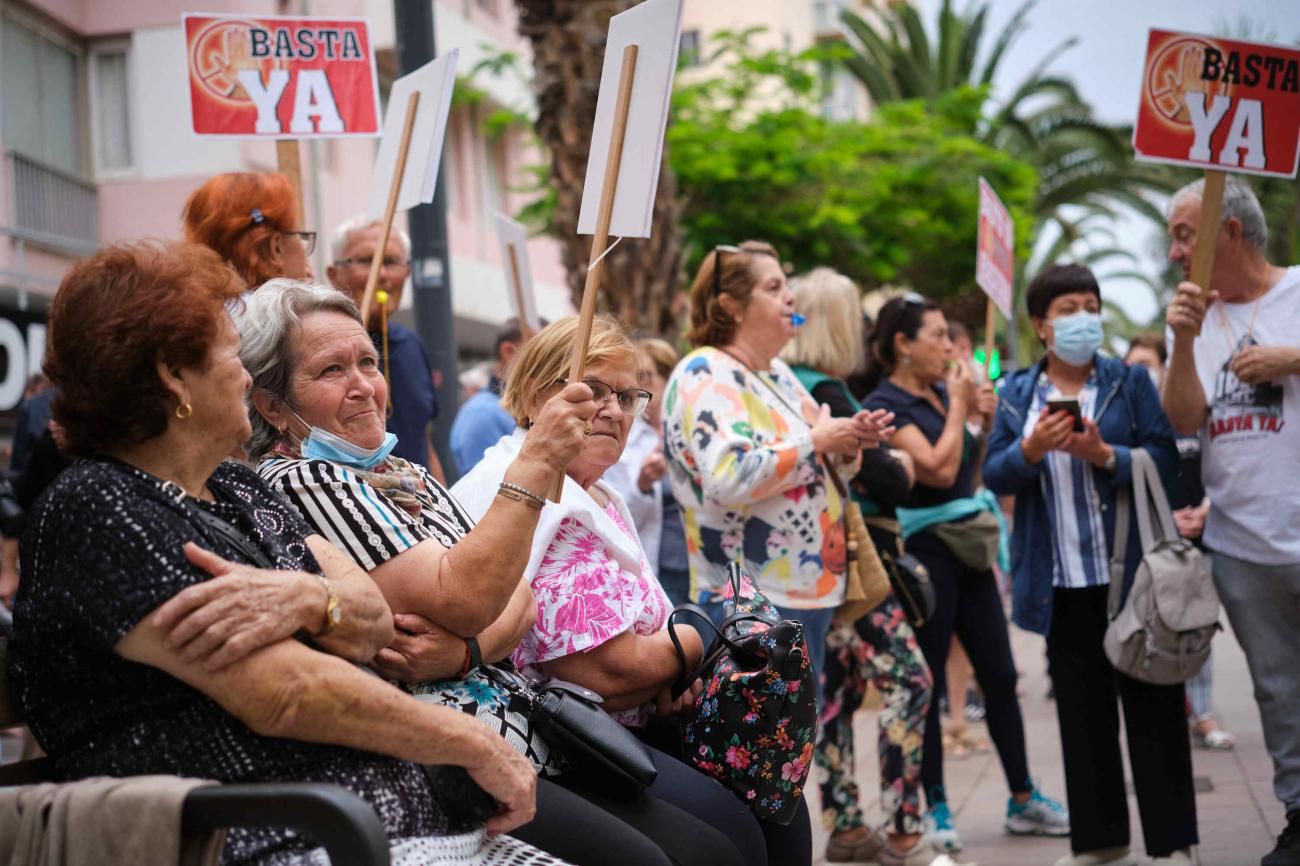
<box><xmin>1046</xmin><ymin>398</ymin><xmax>1085</xmax><ymax>433</ymax></box>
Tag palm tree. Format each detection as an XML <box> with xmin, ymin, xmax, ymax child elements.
<box><xmin>839</xmin><ymin>0</ymin><xmax>1181</xmax><ymax>358</ymax></box>
<box><xmin>514</xmin><ymin>0</ymin><xmax>684</xmax><ymax>337</ymax></box>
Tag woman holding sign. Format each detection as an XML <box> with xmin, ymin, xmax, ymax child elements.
<box><xmin>985</xmin><ymin>265</ymin><xmax>1194</xmax><ymax>866</ymax></box>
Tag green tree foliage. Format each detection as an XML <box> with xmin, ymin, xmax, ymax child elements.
<box><xmin>668</xmin><ymin>32</ymin><xmax>1037</xmax><ymax>302</ymax></box>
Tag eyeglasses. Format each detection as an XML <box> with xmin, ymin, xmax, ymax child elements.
<box><xmin>559</xmin><ymin>378</ymin><xmax>653</xmax><ymax>417</ymax></box>
<box><xmin>712</xmin><ymin>245</ymin><xmax>742</xmax><ymax>297</ymax></box>
<box><xmin>282</xmin><ymin>230</ymin><xmax>317</xmax><ymax>255</ymax></box>
<box><xmin>334</xmin><ymin>256</ymin><xmax>411</xmax><ymax>270</ymax></box>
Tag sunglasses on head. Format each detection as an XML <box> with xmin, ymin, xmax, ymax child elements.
<box><xmin>712</xmin><ymin>245</ymin><xmax>742</xmax><ymax>297</ymax></box>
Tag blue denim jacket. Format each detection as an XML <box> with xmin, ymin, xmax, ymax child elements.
<box><xmin>983</xmin><ymin>354</ymin><xmax>1178</xmax><ymax>636</ymax></box>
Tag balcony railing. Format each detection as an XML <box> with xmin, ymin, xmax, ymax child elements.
<box><xmin>9</xmin><ymin>152</ymin><xmax>98</xmax><ymax>249</ymax></box>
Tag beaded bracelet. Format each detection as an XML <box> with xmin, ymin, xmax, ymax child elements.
<box><xmin>497</xmin><ymin>481</ymin><xmax>546</xmax><ymax>511</ymax></box>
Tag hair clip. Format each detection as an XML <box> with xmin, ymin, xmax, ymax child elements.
<box><xmin>250</xmin><ymin>207</ymin><xmax>265</xmax><ymax>225</ymax></box>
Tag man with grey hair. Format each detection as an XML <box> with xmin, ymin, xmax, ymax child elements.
<box><xmin>327</xmin><ymin>215</ymin><xmax>444</xmax><ymax>482</ymax></box>
<box><xmin>1163</xmin><ymin>176</ymin><xmax>1300</xmax><ymax>866</ymax></box>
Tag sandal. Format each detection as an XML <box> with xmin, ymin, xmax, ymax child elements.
<box><xmin>1191</xmin><ymin>716</ymin><xmax>1236</xmax><ymax>750</ymax></box>
<box><xmin>951</xmin><ymin>726</ymin><xmax>992</xmax><ymax>754</ymax></box>
<box><xmin>942</xmin><ymin>728</ymin><xmax>971</xmax><ymax>759</ymax></box>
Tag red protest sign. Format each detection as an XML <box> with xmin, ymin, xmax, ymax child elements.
<box><xmin>1133</xmin><ymin>29</ymin><xmax>1300</xmax><ymax>179</ymax></box>
<box><xmin>184</xmin><ymin>13</ymin><xmax>380</xmax><ymax>138</ymax></box>
<box><xmin>976</xmin><ymin>178</ymin><xmax>1014</xmax><ymax>319</ymax></box>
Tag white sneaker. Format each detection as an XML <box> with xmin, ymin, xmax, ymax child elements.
<box><xmin>881</xmin><ymin>844</ymin><xmax>978</xmax><ymax>866</ymax></box>
<box><xmin>923</xmin><ymin>802</ymin><xmax>962</xmax><ymax>852</ymax></box>
<box><xmin>1149</xmin><ymin>849</ymin><xmax>1196</xmax><ymax>865</ymax></box>
<box><xmin>1053</xmin><ymin>847</ymin><xmax>1138</xmax><ymax>866</ymax></box>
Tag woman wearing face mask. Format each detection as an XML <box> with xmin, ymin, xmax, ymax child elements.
<box><xmin>984</xmin><ymin>265</ymin><xmax>1192</xmax><ymax>866</ymax></box>
<box><xmin>861</xmin><ymin>293</ymin><xmax>1069</xmax><ymax>857</ymax></box>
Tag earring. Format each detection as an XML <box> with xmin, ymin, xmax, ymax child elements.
<box><xmin>901</xmin><ymin>355</ymin><xmax>912</xmax><ymax>366</ymax></box>
<box><xmin>175</xmin><ymin>403</ymin><xmax>193</xmax><ymax>420</ymax></box>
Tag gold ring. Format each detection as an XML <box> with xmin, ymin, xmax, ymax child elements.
<box><xmin>583</xmin><ymin>421</ymin><xmax>592</xmax><ymax>436</ymax></box>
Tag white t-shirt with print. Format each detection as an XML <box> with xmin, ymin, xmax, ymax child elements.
<box><xmin>1189</xmin><ymin>265</ymin><xmax>1300</xmax><ymax>564</ymax></box>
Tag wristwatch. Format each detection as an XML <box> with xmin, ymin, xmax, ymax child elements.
<box><xmin>1102</xmin><ymin>449</ymin><xmax>1119</xmax><ymax>475</ymax></box>
<box><xmin>312</xmin><ymin>574</ymin><xmax>342</xmax><ymax>636</ymax></box>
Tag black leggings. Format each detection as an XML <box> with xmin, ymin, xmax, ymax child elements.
<box><xmin>551</xmin><ymin>742</ymin><xmax>812</xmax><ymax>866</ymax></box>
<box><xmin>509</xmin><ymin>777</ymin><xmax>673</xmax><ymax>866</ymax></box>
<box><xmin>907</xmin><ymin>531</ymin><xmax>1031</xmax><ymax>803</ymax></box>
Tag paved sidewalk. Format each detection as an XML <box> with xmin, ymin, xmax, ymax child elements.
<box><xmin>808</xmin><ymin>618</ymin><xmax>1284</xmax><ymax>866</ymax></box>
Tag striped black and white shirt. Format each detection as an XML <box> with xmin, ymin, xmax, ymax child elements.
<box><xmin>258</xmin><ymin>456</ymin><xmax>475</xmax><ymax>569</ymax></box>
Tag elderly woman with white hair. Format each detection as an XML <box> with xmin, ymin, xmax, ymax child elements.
<box><xmin>782</xmin><ymin>268</ymin><xmax>935</xmax><ymax>866</ymax></box>
<box><xmin>238</xmin><ymin>279</ymin><xmax>727</xmax><ymax>866</ymax></box>
<box><xmin>325</xmin><ymin>214</ymin><xmax>444</xmax><ymax>477</ymax></box>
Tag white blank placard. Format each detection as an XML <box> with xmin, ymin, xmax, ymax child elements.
<box><xmin>576</xmin><ymin>0</ymin><xmax>683</xmax><ymax>239</ymax></box>
<box><xmin>494</xmin><ymin>213</ymin><xmax>541</xmax><ymax>332</ymax></box>
<box><xmin>366</xmin><ymin>50</ymin><xmax>459</xmax><ymax>219</ymax></box>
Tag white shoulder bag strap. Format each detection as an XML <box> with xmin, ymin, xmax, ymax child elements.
<box><xmin>1108</xmin><ymin>449</ymin><xmax>1176</xmax><ymax>619</ymax></box>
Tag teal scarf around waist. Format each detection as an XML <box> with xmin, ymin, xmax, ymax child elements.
<box><xmin>897</xmin><ymin>489</ymin><xmax>1010</xmax><ymax>573</ymax></box>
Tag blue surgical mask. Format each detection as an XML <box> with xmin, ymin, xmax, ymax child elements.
<box><xmin>1049</xmin><ymin>311</ymin><xmax>1103</xmax><ymax>366</ymax></box>
<box><xmin>293</xmin><ymin>411</ymin><xmax>397</xmax><ymax>470</ymax></box>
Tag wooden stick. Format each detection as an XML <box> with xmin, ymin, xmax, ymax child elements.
<box><xmin>506</xmin><ymin>243</ymin><xmax>535</xmax><ymax>341</ymax></box>
<box><xmin>1188</xmin><ymin>169</ymin><xmax>1226</xmax><ymax>336</ymax></box>
<box><xmin>276</xmin><ymin>139</ymin><xmax>304</xmax><ymax>223</ymax></box>
<box><xmin>360</xmin><ymin>91</ymin><xmax>421</xmax><ymax>325</ymax></box>
<box><xmin>550</xmin><ymin>43</ymin><xmax>639</xmax><ymax>502</ymax></box>
<box><xmin>983</xmin><ymin>298</ymin><xmax>996</xmax><ymax>378</ymax></box>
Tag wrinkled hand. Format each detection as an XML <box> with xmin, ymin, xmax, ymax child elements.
<box><xmin>1167</xmin><ymin>282</ymin><xmax>1215</xmax><ymax>340</ymax></box>
<box><xmin>464</xmin><ymin>731</ymin><xmax>537</xmax><ymax>835</ymax></box>
<box><xmin>973</xmin><ymin>382</ymin><xmax>998</xmax><ymax>419</ymax></box>
<box><xmin>521</xmin><ymin>381</ymin><xmax>598</xmax><ymax>474</ymax></box>
<box><xmin>1230</xmin><ymin>345</ymin><xmax>1300</xmax><ymax>385</ymax></box>
<box><xmin>1174</xmin><ymin>500</ymin><xmax>1210</xmax><ymax>540</ymax></box>
<box><xmin>1063</xmin><ymin>418</ymin><xmax>1113</xmax><ymax>467</ymax></box>
<box><xmin>638</xmin><ymin>450</ymin><xmax>666</xmax><ymax>493</ymax></box>
<box><xmin>153</xmin><ymin>543</ymin><xmax>319</xmax><ymax>671</ymax></box>
<box><xmin>811</xmin><ymin>404</ymin><xmax>866</xmax><ymax>457</ymax></box>
<box><xmin>1021</xmin><ymin>409</ymin><xmax>1075</xmax><ymax>465</ymax></box>
<box><xmin>851</xmin><ymin>409</ymin><xmax>896</xmax><ymax>449</ymax></box>
<box><xmin>655</xmin><ymin>678</ymin><xmax>703</xmax><ymax>718</ymax></box>
<box><xmin>371</xmin><ymin>613</ymin><xmax>465</xmax><ymax>683</ymax></box>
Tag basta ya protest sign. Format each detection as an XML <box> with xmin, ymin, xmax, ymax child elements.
<box><xmin>1133</xmin><ymin>29</ymin><xmax>1300</xmax><ymax>178</ymax></box>
<box><xmin>184</xmin><ymin>13</ymin><xmax>380</xmax><ymax>138</ymax></box>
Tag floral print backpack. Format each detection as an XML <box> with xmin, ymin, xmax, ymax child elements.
<box><xmin>668</xmin><ymin>562</ymin><xmax>817</xmax><ymax>825</ymax></box>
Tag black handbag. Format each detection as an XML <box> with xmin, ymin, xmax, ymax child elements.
<box><xmin>864</xmin><ymin>516</ymin><xmax>936</xmax><ymax>627</ymax></box>
<box><xmin>483</xmin><ymin>666</ymin><xmax>658</xmax><ymax>789</ymax></box>
<box><xmin>667</xmin><ymin>562</ymin><xmax>816</xmax><ymax>825</ymax></box>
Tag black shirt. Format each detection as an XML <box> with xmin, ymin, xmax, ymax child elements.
<box><xmin>863</xmin><ymin>379</ymin><xmax>978</xmax><ymax>508</ymax></box>
<box><xmin>9</xmin><ymin>458</ymin><xmax>442</xmax><ymax>865</ymax></box>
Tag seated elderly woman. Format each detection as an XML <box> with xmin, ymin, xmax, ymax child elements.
<box><xmin>7</xmin><ymin>242</ymin><xmax>559</xmax><ymax>866</ymax></box>
<box><xmin>453</xmin><ymin>317</ymin><xmax>814</xmax><ymax>866</ymax></box>
<box><xmin>183</xmin><ymin>171</ymin><xmax>315</xmax><ymax>286</ymax></box>
<box><xmin>240</xmin><ymin>282</ymin><xmax>740</xmax><ymax>866</ymax></box>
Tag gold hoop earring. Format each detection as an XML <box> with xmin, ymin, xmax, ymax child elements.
<box><xmin>175</xmin><ymin>402</ymin><xmax>193</xmax><ymax>420</ymax></box>
<box><xmin>901</xmin><ymin>355</ymin><xmax>912</xmax><ymax>366</ymax></box>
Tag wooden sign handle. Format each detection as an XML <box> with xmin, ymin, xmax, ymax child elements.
<box><xmin>1188</xmin><ymin>169</ymin><xmax>1226</xmax><ymax>336</ymax></box>
<box><xmin>550</xmin><ymin>43</ymin><xmax>639</xmax><ymax>502</ymax></box>
<box><xmin>360</xmin><ymin>91</ymin><xmax>421</xmax><ymax>325</ymax></box>
<box><xmin>982</xmin><ymin>298</ymin><xmax>996</xmax><ymax>380</ymax></box>
<box><xmin>276</xmin><ymin>139</ymin><xmax>304</xmax><ymax>225</ymax></box>
<box><xmin>506</xmin><ymin>243</ymin><xmax>535</xmax><ymax>342</ymax></box>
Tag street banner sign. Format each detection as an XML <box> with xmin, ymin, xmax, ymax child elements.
<box><xmin>184</xmin><ymin>13</ymin><xmax>381</xmax><ymax>138</ymax></box>
<box><xmin>976</xmin><ymin>178</ymin><xmax>1014</xmax><ymax>320</ymax></box>
<box><xmin>576</xmin><ymin>0</ymin><xmax>684</xmax><ymax>238</ymax></box>
<box><xmin>495</xmin><ymin>213</ymin><xmax>542</xmax><ymax>338</ymax></box>
<box><xmin>1133</xmin><ymin>29</ymin><xmax>1300</xmax><ymax>179</ymax></box>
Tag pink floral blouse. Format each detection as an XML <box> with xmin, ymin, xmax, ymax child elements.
<box><xmin>512</xmin><ymin>502</ymin><xmax>672</xmax><ymax>727</ymax></box>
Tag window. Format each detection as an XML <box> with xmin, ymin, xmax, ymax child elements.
<box><xmin>1</xmin><ymin>13</ymin><xmax>85</xmax><ymax>177</ymax></box>
<box><xmin>679</xmin><ymin>30</ymin><xmax>701</xmax><ymax>68</ymax></box>
<box><xmin>90</xmin><ymin>43</ymin><xmax>132</xmax><ymax>173</ymax></box>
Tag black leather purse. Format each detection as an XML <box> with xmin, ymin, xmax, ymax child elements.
<box><xmin>483</xmin><ymin>666</ymin><xmax>658</xmax><ymax>789</ymax></box>
<box><xmin>864</xmin><ymin>515</ymin><xmax>936</xmax><ymax>627</ymax></box>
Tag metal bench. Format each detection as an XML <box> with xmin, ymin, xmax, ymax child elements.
<box><xmin>0</xmin><ymin>635</ymin><xmax>390</xmax><ymax>865</ymax></box>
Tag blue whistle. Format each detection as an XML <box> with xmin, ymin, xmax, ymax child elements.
<box><xmin>791</xmin><ymin>313</ymin><xmax>806</xmax><ymax>327</ymax></box>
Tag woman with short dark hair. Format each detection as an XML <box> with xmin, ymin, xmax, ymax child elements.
<box><xmin>985</xmin><ymin>263</ymin><xmax>1194</xmax><ymax>866</ymax></box>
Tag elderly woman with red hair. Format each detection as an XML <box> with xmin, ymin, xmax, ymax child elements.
<box><xmin>7</xmin><ymin>241</ymin><xmax>570</xmax><ymax>866</ymax></box>
<box><xmin>182</xmin><ymin>171</ymin><xmax>315</xmax><ymax>287</ymax></box>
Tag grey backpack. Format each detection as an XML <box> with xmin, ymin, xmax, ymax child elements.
<box><xmin>1103</xmin><ymin>448</ymin><xmax>1220</xmax><ymax>685</ymax></box>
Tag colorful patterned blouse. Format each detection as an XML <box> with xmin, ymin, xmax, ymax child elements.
<box><xmin>662</xmin><ymin>346</ymin><xmax>851</xmax><ymax>610</ymax></box>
